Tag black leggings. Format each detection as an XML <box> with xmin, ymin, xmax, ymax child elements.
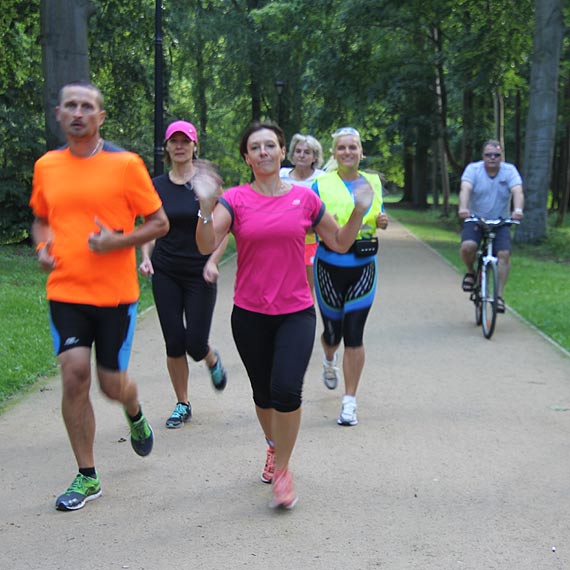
<box><xmin>152</xmin><ymin>269</ymin><xmax>216</xmax><ymax>361</ymax></box>
<box><xmin>231</xmin><ymin>305</ymin><xmax>316</xmax><ymax>413</ymax></box>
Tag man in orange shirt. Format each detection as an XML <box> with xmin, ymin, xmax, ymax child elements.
<box><xmin>30</xmin><ymin>81</ymin><xmax>169</xmax><ymax>511</ymax></box>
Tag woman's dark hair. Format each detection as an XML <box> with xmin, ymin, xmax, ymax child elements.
<box><xmin>239</xmin><ymin>120</ymin><xmax>286</xmax><ymax>161</ymax></box>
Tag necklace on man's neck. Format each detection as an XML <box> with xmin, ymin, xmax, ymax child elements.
<box><xmin>87</xmin><ymin>138</ymin><xmax>103</xmax><ymax>158</ymax></box>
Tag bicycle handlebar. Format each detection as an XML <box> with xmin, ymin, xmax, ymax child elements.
<box><xmin>465</xmin><ymin>215</ymin><xmax>521</xmax><ymax>229</ymax></box>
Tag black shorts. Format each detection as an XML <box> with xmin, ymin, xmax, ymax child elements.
<box><xmin>48</xmin><ymin>301</ymin><xmax>138</xmax><ymax>371</ymax></box>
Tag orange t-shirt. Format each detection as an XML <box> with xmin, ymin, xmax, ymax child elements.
<box><xmin>30</xmin><ymin>143</ymin><xmax>163</xmax><ymax>306</ymax></box>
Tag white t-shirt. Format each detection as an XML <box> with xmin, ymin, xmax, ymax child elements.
<box><xmin>279</xmin><ymin>167</ymin><xmax>326</xmax><ymax>188</ymax></box>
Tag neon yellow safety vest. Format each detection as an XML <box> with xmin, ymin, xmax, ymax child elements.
<box><xmin>317</xmin><ymin>171</ymin><xmax>383</xmax><ymax>239</ymax></box>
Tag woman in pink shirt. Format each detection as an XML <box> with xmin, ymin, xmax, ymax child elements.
<box><xmin>195</xmin><ymin>121</ymin><xmax>373</xmax><ymax>510</ymax></box>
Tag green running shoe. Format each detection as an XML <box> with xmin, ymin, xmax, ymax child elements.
<box><xmin>209</xmin><ymin>350</ymin><xmax>227</xmax><ymax>391</ymax></box>
<box><xmin>127</xmin><ymin>409</ymin><xmax>154</xmax><ymax>456</ymax></box>
<box><xmin>55</xmin><ymin>473</ymin><xmax>102</xmax><ymax>511</ymax></box>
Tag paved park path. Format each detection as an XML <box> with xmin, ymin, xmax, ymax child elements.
<box><xmin>1</xmin><ymin>218</ymin><xmax>568</xmax><ymax>570</ymax></box>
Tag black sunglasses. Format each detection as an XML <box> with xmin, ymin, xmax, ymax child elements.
<box><xmin>484</xmin><ymin>152</ymin><xmax>501</xmax><ymax>159</ymax></box>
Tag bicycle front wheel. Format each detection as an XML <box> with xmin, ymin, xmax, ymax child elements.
<box><xmin>481</xmin><ymin>261</ymin><xmax>498</xmax><ymax>339</ymax></box>
<box><xmin>474</xmin><ymin>267</ymin><xmax>483</xmax><ymax>325</ymax></box>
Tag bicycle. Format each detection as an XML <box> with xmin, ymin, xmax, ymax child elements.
<box><xmin>465</xmin><ymin>215</ymin><xmax>520</xmax><ymax>339</ymax></box>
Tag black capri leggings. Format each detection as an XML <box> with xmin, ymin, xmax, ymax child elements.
<box><xmin>231</xmin><ymin>305</ymin><xmax>316</xmax><ymax>413</ymax></box>
<box><xmin>152</xmin><ymin>268</ymin><xmax>217</xmax><ymax>361</ymax></box>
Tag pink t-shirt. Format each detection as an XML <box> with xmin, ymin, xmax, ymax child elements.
<box><xmin>220</xmin><ymin>183</ymin><xmax>324</xmax><ymax>315</ymax></box>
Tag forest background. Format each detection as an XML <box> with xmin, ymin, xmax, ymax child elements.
<box><xmin>1</xmin><ymin>0</ymin><xmax>569</xmax><ymax>244</ymax></box>
<box><xmin>0</xmin><ymin>0</ymin><xmax>569</xmax><ymax>405</ymax></box>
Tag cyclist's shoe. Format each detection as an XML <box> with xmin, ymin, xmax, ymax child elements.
<box><xmin>127</xmin><ymin>409</ymin><xmax>154</xmax><ymax>457</ymax></box>
<box><xmin>322</xmin><ymin>357</ymin><xmax>340</xmax><ymax>390</ymax></box>
<box><xmin>165</xmin><ymin>402</ymin><xmax>192</xmax><ymax>429</ymax></box>
<box><xmin>497</xmin><ymin>296</ymin><xmax>505</xmax><ymax>313</ymax></box>
<box><xmin>261</xmin><ymin>445</ymin><xmax>275</xmax><ymax>484</ymax></box>
<box><xmin>270</xmin><ymin>468</ymin><xmax>298</xmax><ymax>509</ymax></box>
<box><xmin>55</xmin><ymin>473</ymin><xmax>101</xmax><ymax>511</ymax></box>
<box><xmin>337</xmin><ymin>396</ymin><xmax>358</xmax><ymax>426</ymax></box>
<box><xmin>462</xmin><ymin>272</ymin><xmax>475</xmax><ymax>292</ymax></box>
<box><xmin>209</xmin><ymin>350</ymin><xmax>227</xmax><ymax>391</ymax></box>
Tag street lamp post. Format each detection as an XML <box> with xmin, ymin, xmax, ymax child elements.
<box><xmin>275</xmin><ymin>80</ymin><xmax>285</xmax><ymax>127</ymax></box>
<box><xmin>154</xmin><ymin>0</ymin><xmax>164</xmax><ymax>177</ymax></box>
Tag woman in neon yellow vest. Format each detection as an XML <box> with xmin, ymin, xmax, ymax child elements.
<box><xmin>312</xmin><ymin>127</ymin><xmax>388</xmax><ymax>426</ymax></box>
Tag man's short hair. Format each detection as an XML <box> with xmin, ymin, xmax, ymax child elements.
<box><xmin>482</xmin><ymin>139</ymin><xmax>501</xmax><ymax>153</ymax></box>
<box><xmin>58</xmin><ymin>81</ymin><xmax>104</xmax><ymax>110</ymax></box>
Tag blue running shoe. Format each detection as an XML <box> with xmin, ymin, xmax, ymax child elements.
<box><xmin>165</xmin><ymin>402</ymin><xmax>192</xmax><ymax>429</ymax></box>
<box><xmin>55</xmin><ymin>473</ymin><xmax>101</xmax><ymax>511</ymax></box>
<box><xmin>209</xmin><ymin>350</ymin><xmax>227</xmax><ymax>391</ymax></box>
<box><xmin>127</xmin><ymin>409</ymin><xmax>154</xmax><ymax>456</ymax></box>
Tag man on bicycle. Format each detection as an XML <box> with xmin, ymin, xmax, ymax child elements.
<box><xmin>458</xmin><ymin>139</ymin><xmax>524</xmax><ymax>313</ymax></box>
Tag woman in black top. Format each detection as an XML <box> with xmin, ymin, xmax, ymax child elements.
<box><xmin>139</xmin><ymin>121</ymin><xmax>228</xmax><ymax>428</ymax></box>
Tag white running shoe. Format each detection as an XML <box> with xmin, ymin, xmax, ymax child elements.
<box><xmin>337</xmin><ymin>397</ymin><xmax>358</xmax><ymax>426</ymax></box>
<box><xmin>322</xmin><ymin>357</ymin><xmax>340</xmax><ymax>390</ymax></box>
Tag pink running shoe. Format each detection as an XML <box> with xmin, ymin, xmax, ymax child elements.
<box><xmin>270</xmin><ymin>468</ymin><xmax>298</xmax><ymax>509</ymax></box>
<box><xmin>261</xmin><ymin>446</ymin><xmax>275</xmax><ymax>483</ymax></box>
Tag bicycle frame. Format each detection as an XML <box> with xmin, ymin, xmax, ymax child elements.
<box><xmin>466</xmin><ymin>216</ymin><xmax>519</xmax><ymax>339</ymax></box>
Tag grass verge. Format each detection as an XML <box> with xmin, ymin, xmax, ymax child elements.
<box><xmin>0</xmin><ymin>237</ymin><xmax>236</xmax><ymax>413</ymax></box>
<box><xmin>387</xmin><ymin>203</ymin><xmax>570</xmax><ymax>353</ymax></box>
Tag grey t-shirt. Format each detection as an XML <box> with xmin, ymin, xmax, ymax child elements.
<box><xmin>461</xmin><ymin>161</ymin><xmax>522</xmax><ymax>218</ymax></box>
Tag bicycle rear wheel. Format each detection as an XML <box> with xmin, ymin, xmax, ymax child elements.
<box><xmin>481</xmin><ymin>261</ymin><xmax>498</xmax><ymax>339</ymax></box>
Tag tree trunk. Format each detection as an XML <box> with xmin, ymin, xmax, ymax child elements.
<box><xmin>40</xmin><ymin>0</ymin><xmax>95</xmax><ymax>149</ymax></box>
<box><xmin>462</xmin><ymin>88</ymin><xmax>475</xmax><ymax>169</ymax></box>
<box><xmin>514</xmin><ymin>89</ymin><xmax>522</xmax><ymax>170</ymax></box>
<box><xmin>195</xmin><ymin>0</ymin><xmax>208</xmax><ymax>153</ymax></box>
<box><xmin>431</xmin><ymin>142</ymin><xmax>439</xmax><ymax>209</ymax></box>
<box><xmin>516</xmin><ymin>0</ymin><xmax>564</xmax><ymax>243</ymax></box>
<box><xmin>554</xmin><ymin>78</ymin><xmax>570</xmax><ymax>223</ymax></box>
<box><xmin>438</xmin><ymin>136</ymin><xmax>450</xmax><ymax>216</ymax></box>
<box><xmin>413</xmin><ymin>140</ymin><xmax>429</xmax><ymax>209</ymax></box>
<box><xmin>401</xmin><ymin>142</ymin><xmax>414</xmax><ymax>203</ymax></box>
<box><xmin>493</xmin><ymin>88</ymin><xmax>504</xmax><ymax>153</ymax></box>
<box><xmin>431</xmin><ymin>25</ymin><xmax>460</xmax><ymax>177</ymax></box>
<box><xmin>556</xmin><ymin>127</ymin><xmax>570</xmax><ymax>226</ymax></box>
<box><xmin>246</xmin><ymin>0</ymin><xmax>262</xmax><ymax>121</ymax></box>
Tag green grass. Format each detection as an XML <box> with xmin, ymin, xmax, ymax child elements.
<box><xmin>0</xmin><ymin>237</ymin><xmax>236</xmax><ymax>412</ymax></box>
<box><xmin>386</xmin><ymin>201</ymin><xmax>570</xmax><ymax>352</ymax></box>
<box><xmin>0</xmin><ymin>246</ymin><xmax>56</xmax><ymax>404</ymax></box>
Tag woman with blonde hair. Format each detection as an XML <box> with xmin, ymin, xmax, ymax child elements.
<box><xmin>280</xmin><ymin>134</ymin><xmax>325</xmax><ymax>293</ymax></box>
<box><xmin>312</xmin><ymin>127</ymin><xmax>388</xmax><ymax>426</ymax></box>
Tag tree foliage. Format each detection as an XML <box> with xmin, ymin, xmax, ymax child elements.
<box><xmin>1</xmin><ymin>0</ymin><xmax>568</xmax><ymax>243</ymax></box>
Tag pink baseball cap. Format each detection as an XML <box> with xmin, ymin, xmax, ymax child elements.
<box><xmin>164</xmin><ymin>120</ymin><xmax>198</xmax><ymax>143</ymax></box>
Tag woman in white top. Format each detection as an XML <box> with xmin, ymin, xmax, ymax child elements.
<box><xmin>279</xmin><ymin>133</ymin><xmax>325</xmax><ymax>293</ymax></box>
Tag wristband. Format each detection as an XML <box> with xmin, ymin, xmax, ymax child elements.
<box><xmin>514</xmin><ymin>208</ymin><xmax>523</xmax><ymax>214</ymax></box>
<box><xmin>36</xmin><ymin>241</ymin><xmax>46</xmax><ymax>252</ymax></box>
